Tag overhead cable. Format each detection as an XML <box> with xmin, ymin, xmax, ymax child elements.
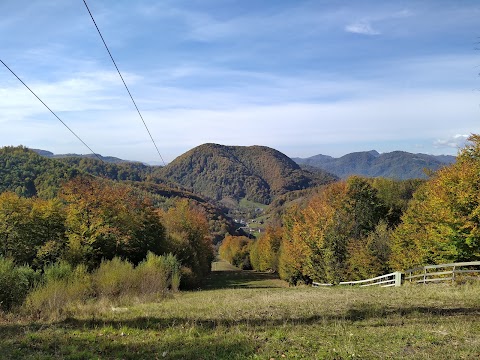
<box><xmin>82</xmin><ymin>0</ymin><xmax>166</xmax><ymax>166</ymax></box>
<box><xmin>0</xmin><ymin>59</ymin><xmax>104</xmax><ymax>163</ymax></box>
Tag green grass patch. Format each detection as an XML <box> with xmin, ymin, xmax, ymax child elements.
<box><xmin>238</xmin><ymin>198</ymin><xmax>268</xmax><ymax>211</ymax></box>
<box><xmin>1</xmin><ymin>267</ymin><xmax>479</xmax><ymax>359</ymax></box>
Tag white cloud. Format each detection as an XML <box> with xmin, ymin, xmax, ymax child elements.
<box><xmin>345</xmin><ymin>21</ymin><xmax>380</xmax><ymax>35</ymax></box>
<box><xmin>434</xmin><ymin>134</ymin><xmax>469</xmax><ymax>149</ymax></box>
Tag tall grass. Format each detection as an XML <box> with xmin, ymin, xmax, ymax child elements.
<box><xmin>22</xmin><ymin>253</ymin><xmax>181</xmax><ymax>320</ymax></box>
<box><xmin>136</xmin><ymin>252</ymin><xmax>181</xmax><ymax>298</ymax></box>
<box><xmin>23</xmin><ymin>262</ymin><xmax>92</xmax><ymax>320</ymax></box>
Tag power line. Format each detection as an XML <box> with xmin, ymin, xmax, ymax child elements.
<box><xmin>82</xmin><ymin>0</ymin><xmax>166</xmax><ymax>166</ymax></box>
<box><xmin>0</xmin><ymin>59</ymin><xmax>104</xmax><ymax>163</ymax></box>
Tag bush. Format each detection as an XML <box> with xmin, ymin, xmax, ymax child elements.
<box><xmin>22</xmin><ymin>255</ymin><xmax>182</xmax><ymax>319</ymax></box>
<box><xmin>43</xmin><ymin>260</ymin><xmax>74</xmax><ymax>283</ymax></box>
<box><xmin>92</xmin><ymin>257</ymin><xmax>136</xmax><ymax>300</ymax></box>
<box><xmin>23</xmin><ymin>263</ymin><xmax>91</xmax><ymax>319</ymax></box>
<box><xmin>165</xmin><ymin>253</ymin><xmax>181</xmax><ymax>292</ymax></box>
<box><xmin>0</xmin><ymin>257</ymin><xmax>39</xmax><ymax>311</ymax></box>
<box><xmin>135</xmin><ymin>252</ymin><xmax>181</xmax><ymax>298</ymax></box>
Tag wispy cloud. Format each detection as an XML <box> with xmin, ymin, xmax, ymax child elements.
<box><xmin>345</xmin><ymin>8</ymin><xmax>412</xmax><ymax>36</ymax></box>
<box><xmin>345</xmin><ymin>21</ymin><xmax>380</xmax><ymax>35</ymax></box>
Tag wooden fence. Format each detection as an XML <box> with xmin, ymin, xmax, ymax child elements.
<box><xmin>404</xmin><ymin>261</ymin><xmax>480</xmax><ymax>284</ymax></box>
<box><xmin>313</xmin><ymin>272</ymin><xmax>402</xmax><ymax>288</ymax></box>
<box><xmin>312</xmin><ymin>261</ymin><xmax>480</xmax><ymax>288</ymax></box>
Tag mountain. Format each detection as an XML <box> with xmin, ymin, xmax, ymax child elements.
<box><xmin>160</xmin><ymin>143</ymin><xmax>337</xmax><ymax>205</ymax></box>
<box><xmin>31</xmin><ymin>149</ymin><xmax>131</xmax><ymax>164</ymax></box>
<box><xmin>293</xmin><ymin>150</ymin><xmax>456</xmax><ymax>179</ymax></box>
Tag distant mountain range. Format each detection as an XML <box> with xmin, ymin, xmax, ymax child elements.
<box><xmin>292</xmin><ymin>150</ymin><xmax>456</xmax><ymax>179</ymax></box>
<box><xmin>31</xmin><ymin>149</ymin><xmax>132</xmax><ymax>164</ymax></box>
<box><xmin>28</xmin><ymin>146</ymin><xmax>457</xmax><ymax>201</ymax></box>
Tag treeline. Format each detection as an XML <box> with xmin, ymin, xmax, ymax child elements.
<box><xmin>0</xmin><ymin>176</ymin><xmax>214</xmax><ymax>290</ymax></box>
<box><xmin>0</xmin><ymin>146</ymin><xmax>77</xmax><ymax>198</ymax></box>
<box><xmin>219</xmin><ymin>135</ymin><xmax>480</xmax><ymax>284</ymax></box>
<box><xmin>0</xmin><ymin>146</ymin><xmax>236</xmax><ymax>244</ymax></box>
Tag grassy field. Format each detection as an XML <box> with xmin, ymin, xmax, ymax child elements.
<box><xmin>1</xmin><ymin>260</ymin><xmax>479</xmax><ymax>359</ymax></box>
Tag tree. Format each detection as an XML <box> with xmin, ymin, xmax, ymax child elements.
<box><xmin>347</xmin><ymin>221</ymin><xmax>393</xmax><ymax>280</ymax></box>
<box><xmin>250</xmin><ymin>226</ymin><xmax>282</xmax><ymax>272</ymax></box>
<box><xmin>219</xmin><ymin>235</ymin><xmax>252</xmax><ymax>269</ymax></box>
<box><xmin>0</xmin><ymin>192</ymin><xmax>35</xmax><ymax>264</ymax></box>
<box><xmin>390</xmin><ymin>134</ymin><xmax>480</xmax><ymax>269</ymax></box>
<box><xmin>159</xmin><ymin>199</ymin><xmax>214</xmax><ymax>285</ymax></box>
<box><xmin>61</xmin><ymin>176</ymin><xmax>166</xmax><ymax>268</ymax></box>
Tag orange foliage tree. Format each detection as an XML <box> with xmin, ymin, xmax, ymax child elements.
<box><xmin>219</xmin><ymin>235</ymin><xmax>252</xmax><ymax>269</ymax></box>
<box><xmin>60</xmin><ymin>176</ymin><xmax>166</xmax><ymax>268</ymax></box>
<box><xmin>159</xmin><ymin>199</ymin><xmax>214</xmax><ymax>286</ymax></box>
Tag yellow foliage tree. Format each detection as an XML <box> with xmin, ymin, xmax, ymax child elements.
<box><xmin>390</xmin><ymin>134</ymin><xmax>480</xmax><ymax>270</ymax></box>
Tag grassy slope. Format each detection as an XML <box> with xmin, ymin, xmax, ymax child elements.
<box><xmin>1</xmin><ymin>263</ymin><xmax>479</xmax><ymax>359</ymax></box>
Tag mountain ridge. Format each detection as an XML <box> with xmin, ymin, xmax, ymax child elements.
<box><xmin>293</xmin><ymin>150</ymin><xmax>456</xmax><ymax>179</ymax></box>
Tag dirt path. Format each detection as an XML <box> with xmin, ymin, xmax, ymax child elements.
<box><xmin>202</xmin><ymin>260</ymin><xmax>287</xmax><ymax>290</ymax></box>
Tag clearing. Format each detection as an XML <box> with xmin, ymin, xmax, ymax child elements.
<box><xmin>0</xmin><ymin>260</ymin><xmax>479</xmax><ymax>359</ymax></box>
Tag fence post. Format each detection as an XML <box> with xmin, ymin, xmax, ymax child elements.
<box><xmin>394</xmin><ymin>272</ymin><xmax>402</xmax><ymax>287</ymax></box>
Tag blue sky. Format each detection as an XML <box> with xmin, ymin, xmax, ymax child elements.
<box><xmin>1</xmin><ymin>0</ymin><xmax>479</xmax><ymax>163</ymax></box>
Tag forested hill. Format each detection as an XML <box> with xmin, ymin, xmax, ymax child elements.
<box><xmin>293</xmin><ymin>150</ymin><xmax>456</xmax><ymax>180</ymax></box>
<box><xmin>0</xmin><ymin>146</ymin><xmax>76</xmax><ymax>198</ymax></box>
<box><xmin>0</xmin><ymin>146</ymin><xmax>237</xmax><ymax>242</ymax></box>
<box><xmin>160</xmin><ymin>143</ymin><xmax>337</xmax><ymax>204</ymax></box>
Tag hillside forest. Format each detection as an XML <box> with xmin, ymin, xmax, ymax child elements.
<box><xmin>220</xmin><ymin>135</ymin><xmax>480</xmax><ymax>284</ymax></box>
<box><xmin>0</xmin><ymin>135</ymin><xmax>479</xmax><ymax>313</ymax></box>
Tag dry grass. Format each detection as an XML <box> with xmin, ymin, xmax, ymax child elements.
<box><xmin>0</xmin><ymin>262</ymin><xmax>479</xmax><ymax>359</ymax></box>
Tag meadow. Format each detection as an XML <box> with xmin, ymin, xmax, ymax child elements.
<box><xmin>0</xmin><ymin>260</ymin><xmax>479</xmax><ymax>359</ymax></box>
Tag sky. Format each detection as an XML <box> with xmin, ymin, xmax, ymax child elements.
<box><xmin>1</xmin><ymin>0</ymin><xmax>479</xmax><ymax>164</ymax></box>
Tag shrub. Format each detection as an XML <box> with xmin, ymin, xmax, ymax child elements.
<box><xmin>23</xmin><ymin>262</ymin><xmax>91</xmax><ymax>319</ymax></box>
<box><xmin>136</xmin><ymin>253</ymin><xmax>169</xmax><ymax>298</ymax></box>
<box><xmin>164</xmin><ymin>253</ymin><xmax>181</xmax><ymax>292</ymax></box>
<box><xmin>43</xmin><ymin>260</ymin><xmax>74</xmax><ymax>283</ymax></box>
<box><xmin>22</xmin><ymin>255</ymin><xmax>182</xmax><ymax>319</ymax></box>
<box><xmin>135</xmin><ymin>252</ymin><xmax>181</xmax><ymax>298</ymax></box>
<box><xmin>92</xmin><ymin>257</ymin><xmax>136</xmax><ymax>300</ymax></box>
<box><xmin>0</xmin><ymin>257</ymin><xmax>38</xmax><ymax>311</ymax></box>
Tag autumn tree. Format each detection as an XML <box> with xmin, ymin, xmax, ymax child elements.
<box><xmin>219</xmin><ymin>235</ymin><xmax>252</xmax><ymax>269</ymax></box>
<box><xmin>30</xmin><ymin>198</ymin><xmax>66</xmax><ymax>268</ymax></box>
<box><xmin>346</xmin><ymin>221</ymin><xmax>393</xmax><ymax>280</ymax></box>
<box><xmin>278</xmin><ymin>205</ymin><xmax>308</xmax><ymax>285</ymax></box>
<box><xmin>159</xmin><ymin>199</ymin><xmax>214</xmax><ymax>286</ymax></box>
<box><xmin>249</xmin><ymin>226</ymin><xmax>282</xmax><ymax>272</ymax></box>
<box><xmin>0</xmin><ymin>192</ymin><xmax>66</xmax><ymax>266</ymax></box>
<box><xmin>0</xmin><ymin>192</ymin><xmax>35</xmax><ymax>264</ymax></box>
<box><xmin>390</xmin><ymin>134</ymin><xmax>480</xmax><ymax>269</ymax></box>
<box><xmin>60</xmin><ymin>176</ymin><xmax>166</xmax><ymax>268</ymax></box>
<box><xmin>277</xmin><ymin>176</ymin><xmax>394</xmax><ymax>284</ymax></box>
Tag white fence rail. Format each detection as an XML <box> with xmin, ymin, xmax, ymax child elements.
<box><xmin>339</xmin><ymin>271</ymin><xmax>402</xmax><ymax>287</ymax></box>
<box><xmin>313</xmin><ymin>272</ymin><xmax>402</xmax><ymax>288</ymax></box>
<box><xmin>312</xmin><ymin>261</ymin><xmax>480</xmax><ymax>288</ymax></box>
<box><xmin>404</xmin><ymin>261</ymin><xmax>480</xmax><ymax>284</ymax></box>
